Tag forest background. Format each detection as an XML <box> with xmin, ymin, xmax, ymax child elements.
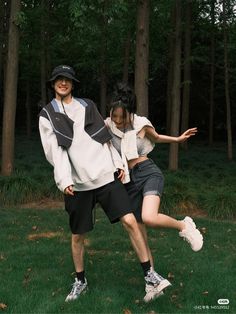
<box><xmin>0</xmin><ymin>0</ymin><xmax>235</xmax><ymax>209</ymax></box>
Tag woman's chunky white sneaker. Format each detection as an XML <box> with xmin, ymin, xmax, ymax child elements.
<box><xmin>179</xmin><ymin>216</ymin><xmax>203</xmax><ymax>252</ymax></box>
<box><xmin>144</xmin><ymin>270</ymin><xmax>172</xmax><ymax>302</ymax></box>
<box><xmin>65</xmin><ymin>278</ymin><xmax>88</xmax><ymax>302</ymax></box>
<box><xmin>144</xmin><ymin>284</ymin><xmax>165</xmax><ymax>303</ymax></box>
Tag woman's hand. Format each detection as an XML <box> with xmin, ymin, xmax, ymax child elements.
<box><xmin>178</xmin><ymin>127</ymin><xmax>198</xmax><ymax>143</ymax></box>
<box><xmin>117</xmin><ymin>169</ymin><xmax>125</xmax><ymax>182</ymax></box>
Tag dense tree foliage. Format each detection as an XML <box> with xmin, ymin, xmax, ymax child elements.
<box><xmin>0</xmin><ymin>0</ymin><xmax>235</xmax><ymax>173</ymax></box>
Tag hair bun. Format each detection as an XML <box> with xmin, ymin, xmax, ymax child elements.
<box><xmin>112</xmin><ymin>82</ymin><xmax>137</xmax><ymax>113</ymax></box>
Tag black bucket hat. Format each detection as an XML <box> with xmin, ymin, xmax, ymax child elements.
<box><xmin>47</xmin><ymin>65</ymin><xmax>79</xmax><ymax>89</ymax></box>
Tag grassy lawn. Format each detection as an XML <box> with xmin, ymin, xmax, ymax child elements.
<box><xmin>0</xmin><ymin>136</ymin><xmax>236</xmax><ymax>313</ymax></box>
<box><xmin>0</xmin><ymin>207</ymin><xmax>235</xmax><ymax>314</ymax></box>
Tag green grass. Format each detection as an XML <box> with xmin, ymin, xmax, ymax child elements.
<box><xmin>0</xmin><ymin>135</ymin><xmax>235</xmax><ymax>312</ymax></box>
<box><xmin>0</xmin><ymin>207</ymin><xmax>235</xmax><ymax>314</ymax></box>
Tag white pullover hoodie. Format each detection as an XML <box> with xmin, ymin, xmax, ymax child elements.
<box><xmin>39</xmin><ymin>98</ymin><xmax>123</xmax><ymax>192</ymax></box>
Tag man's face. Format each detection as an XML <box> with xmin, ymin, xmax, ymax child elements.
<box><xmin>53</xmin><ymin>76</ymin><xmax>73</xmax><ymax>98</ymax></box>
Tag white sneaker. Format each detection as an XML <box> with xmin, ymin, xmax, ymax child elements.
<box><xmin>65</xmin><ymin>278</ymin><xmax>88</xmax><ymax>302</ymax></box>
<box><xmin>179</xmin><ymin>216</ymin><xmax>203</xmax><ymax>252</ymax></box>
<box><xmin>144</xmin><ymin>284</ymin><xmax>164</xmax><ymax>303</ymax></box>
<box><xmin>144</xmin><ymin>270</ymin><xmax>172</xmax><ymax>302</ymax></box>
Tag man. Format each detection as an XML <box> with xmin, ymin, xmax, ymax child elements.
<box><xmin>39</xmin><ymin>65</ymin><xmax>171</xmax><ymax>302</ymax></box>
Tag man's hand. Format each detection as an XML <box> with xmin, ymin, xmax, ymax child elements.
<box><xmin>64</xmin><ymin>185</ymin><xmax>74</xmax><ymax>196</ymax></box>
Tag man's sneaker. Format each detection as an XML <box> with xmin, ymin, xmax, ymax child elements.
<box><xmin>144</xmin><ymin>269</ymin><xmax>172</xmax><ymax>302</ymax></box>
<box><xmin>179</xmin><ymin>216</ymin><xmax>203</xmax><ymax>252</ymax></box>
<box><xmin>65</xmin><ymin>278</ymin><xmax>88</xmax><ymax>302</ymax></box>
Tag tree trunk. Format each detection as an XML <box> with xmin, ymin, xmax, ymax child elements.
<box><xmin>25</xmin><ymin>79</ymin><xmax>31</xmax><ymax>139</ymax></box>
<box><xmin>181</xmin><ymin>0</ymin><xmax>192</xmax><ymax>150</ymax></box>
<box><xmin>40</xmin><ymin>0</ymin><xmax>47</xmax><ymax>107</ymax></box>
<box><xmin>122</xmin><ymin>31</ymin><xmax>131</xmax><ymax>85</ymax></box>
<box><xmin>222</xmin><ymin>0</ymin><xmax>233</xmax><ymax>160</ymax></box>
<box><xmin>99</xmin><ymin>0</ymin><xmax>108</xmax><ymax>118</ymax></box>
<box><xmin>209</xmin><ymin>0</ymin><xmax>215</xmax><ymax>146</ymax></box>
<box><xmin>169</xmin><ymin>0</ymin><xmax>182</xmax><ymax>171</ymax></box>
<box><xmin>1</xmin><ymin>0</ymin><xmax>21</xmax><ymax>176</ymax></box>
<box><xmin>0</xmin><ymin>1</ymin><xmax>9</xmax><ymax>100</ymax></box>
<box><xmin>0</xmin><ymin>1</ymin><xmax>4</xmax><ymax>89</ymax></box>
<box><xmin>135</xmin><ymin>0</ymin><xmax>150</xmax><ymax>116</ymax></box>
<box><xmin>166</xmin><ymin>5</ymin><xmax>176</xmax><ymax>134</ymax></box>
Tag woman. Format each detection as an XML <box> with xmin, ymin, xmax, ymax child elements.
<box><xmin>105</xmin><ymin>84</ymin><xmax>203</xmax><ymax>285</ymax></box>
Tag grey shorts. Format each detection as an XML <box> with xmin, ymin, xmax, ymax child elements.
<box><xmin>125</xmin><ymin>159</ymin><xmax>164</xmax><ymax>222</ymax></box>
<box><xmin>64</xmin><ymin>174</ymin><xmax>133</xmax><ymax>234</ymax></box>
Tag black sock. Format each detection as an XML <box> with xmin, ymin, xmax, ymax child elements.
<box><xmin>141</xmin><ymin>261</ymin><xmax>151</xmax><ymax>276</ymax></box>
<box><xmin>76</xmin><ymin>271</ymin><xmax>85</xmax><ymax>283</ymax></box>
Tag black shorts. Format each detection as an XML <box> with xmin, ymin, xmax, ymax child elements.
<box><xmin>64</xmin><ymin>174</ymin><xmax>132</xmax><ymax>234</ymax></box>
<box><xmin>125</xmin><ymin>159</ymin><xmax>164</xmax><ymax>223</ymax></box>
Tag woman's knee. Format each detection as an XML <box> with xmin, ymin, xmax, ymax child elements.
<box><xmin>142</xmin><ymin>213</ymin><xmax>156</xmax><ymax>226</ymax></box>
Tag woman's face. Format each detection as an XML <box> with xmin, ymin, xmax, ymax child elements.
<box><xmin>111</xmin><ymin>107</ymin><xmax>131</xmax><ymax>129</ymax></box>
